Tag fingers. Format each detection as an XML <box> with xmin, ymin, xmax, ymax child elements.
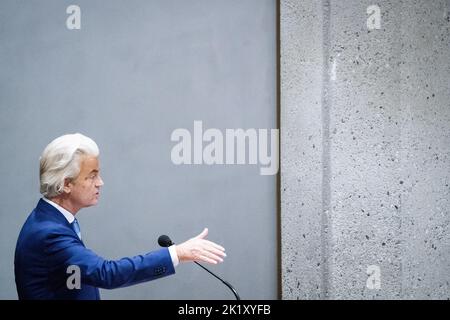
<box><xmin>196</xmin><ymin>251</ymin><xmax>223</xmax><ymax>264</ymax></box>
<box><xmin>177</xmin><ymin>229</ymin><xmax>227</xmax><ymax>265</ymax></box>
<box><xmin>197</xmin><ymin>255</ymin><xmax>219</xmax><ymax>264</ymax></box>
<box><xmin>194</xmin><ymin>228</ymin><xmax>208</xmax><ymax>239</ymax></box>
<box><xmin>202</xmin><ymin>239</ymin><xmax>225</xmax><ymax>252</ymax></box>
<box><xmin>198</xmin><ymin>246</ymin><xmax>225</xmax><ymax>262</ymax></box>
<box><xmin>201</xmin><ymin>243</ymin><xmax>226</xmax><ymax>258</ymax></box>
<box><xmin>192</xmin><ymin>240</ymin><xmax>226</xmax><ymax>264</ymax></box>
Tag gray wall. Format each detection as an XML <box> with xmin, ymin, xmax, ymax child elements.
<box><xmin>281</xmin><ymin>0</ymin><xmax>450</xmax><ymax>299</ymax></box>
<box><xmin>0</xmin><ymin>0</ymin><xmax>277</xmax><ymax>299</ymax></box>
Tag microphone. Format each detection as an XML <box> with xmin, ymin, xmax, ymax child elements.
<box><xmin>158</xmin><ymin>234</ymin><xmax>240</xmax><ymax>300</ymax></box>
<box><xmin>158</xmin><ymin>235</ymin><xmax>173</xmax><ymax>247</ymax></box>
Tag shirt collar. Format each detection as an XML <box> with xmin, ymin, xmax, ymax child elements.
<box><xmin>42</xmin><ymin>197</ymin><xmax>75</xmax><ymax>224</ymax></box>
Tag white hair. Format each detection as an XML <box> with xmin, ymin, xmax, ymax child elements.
<box><xmin>39</xmin><ymin>133</ymin><xmax>99</xmax><ymax>198</ymax></box>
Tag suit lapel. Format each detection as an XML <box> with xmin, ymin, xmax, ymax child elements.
<box><xmin>36</xmin><ymin>199</ymin><xmax>85</xmax><ymax>246</ymax></box>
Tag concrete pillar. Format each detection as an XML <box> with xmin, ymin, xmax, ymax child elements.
<box><xmin>281</xmin><ymin>0</ymin><xmax>450</xmax><ymax>299</ymax></box>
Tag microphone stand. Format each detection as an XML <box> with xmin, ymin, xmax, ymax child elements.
<box><xmin>158</xmin><ymin>235</ymin><xmax>240</xmax><ymax>300</ymax></box>
<box><xmin>194</xmin><ymin>261</ymin><xmax>241</xmax><ymax>300</ymax></box>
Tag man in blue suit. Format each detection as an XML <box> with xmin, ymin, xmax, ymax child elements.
<box><xmin>14</xmin><ymin>133</ymin><xmax>226</xmax><ymax>300</ymax></box>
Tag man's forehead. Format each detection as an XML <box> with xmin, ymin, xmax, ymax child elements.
<box><xmin>80</xmin><ymin>156</ymin><xmax>100</xmax><ymax>171</ymax></box>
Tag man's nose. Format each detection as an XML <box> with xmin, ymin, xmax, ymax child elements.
<box><xmin>96</xmin><ymin>175</ymin><xmax>104</xmax><ymax>187</ymax></box>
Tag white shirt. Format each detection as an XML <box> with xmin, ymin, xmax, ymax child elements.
<box><xmin>42</xmin><ymin>197</ymin><xmax>179</xmax><ymax>267</ymax></box>
<box><xmin>43</xmin><ymin>197</ymin><xmax>75</xmax><ymax>223</ymax></box>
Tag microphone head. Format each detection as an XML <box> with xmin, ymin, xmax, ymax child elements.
<box><xmin>158</xmin><ymin>235</ymin><xmax>173</xmax><ymax>247</ymax></box>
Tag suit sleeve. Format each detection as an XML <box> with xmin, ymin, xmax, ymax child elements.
<box><xmin>43</xmin><ymin>229</ymin><xmax>175</xmax><ymax>289</ymax></box>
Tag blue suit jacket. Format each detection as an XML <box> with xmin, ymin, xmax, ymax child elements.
<box><xmin>14</xmin><ymin>199</ymin><xmax>175</xmax><ymax>300</ymax></box>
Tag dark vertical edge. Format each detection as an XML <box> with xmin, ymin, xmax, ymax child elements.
<box><xmin>276</xmin><ymin>0</ymin><xmax>282</xmax><ymax>300</ymax></box>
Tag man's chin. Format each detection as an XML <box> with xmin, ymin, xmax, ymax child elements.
<box><xmin>85</xmin><ymin>199</ymin><xmax>99</xmax><ymax>207</ymax></box>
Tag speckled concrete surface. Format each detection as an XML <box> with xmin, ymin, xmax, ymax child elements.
<box><xmin>281</xmin><ymin>0</ymin><xmax>450</xmax><ymax>299</ymax></box>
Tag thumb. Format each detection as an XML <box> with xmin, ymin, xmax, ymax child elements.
<box><xmin>195</xmin><ymin>228</ymin><xmax>208</xmax><ymax>239</ymax></box>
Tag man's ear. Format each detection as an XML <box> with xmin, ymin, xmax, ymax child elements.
<box><xmin>63</xmin><ymin>178</ymin><xmax>72</xmax><ymax>194</ymax></box>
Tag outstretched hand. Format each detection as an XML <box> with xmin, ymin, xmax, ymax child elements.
<box><xmin>175</xmin><ymin>228</ymin><xmax>226</xmax><ymax>264</ymax></box>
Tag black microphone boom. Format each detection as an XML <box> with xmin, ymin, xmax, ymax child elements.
<box><xmin>193</xmin><ymin>261</ymin><xmax>240</xmax><ymax>300</ymax></box>
<box><xmin>157</xmin><ymin>234</ymin><xmax>240</xmax><ymax>300</ymax></box>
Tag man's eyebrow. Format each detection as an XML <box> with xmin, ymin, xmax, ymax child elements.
<box><xmin>89</xmin><ymin>169</ymin><xmax>99</xmax><ymax>174</ymax></box>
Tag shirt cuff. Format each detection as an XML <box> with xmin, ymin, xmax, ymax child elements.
<box><xmin>168</xmin><ymin>245</ymin><xmax>179</xmax><ymax>267</ymax></box>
